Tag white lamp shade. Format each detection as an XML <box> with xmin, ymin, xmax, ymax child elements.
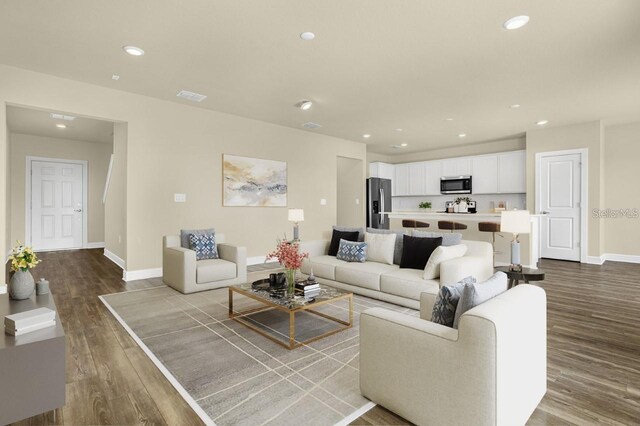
<box><xmin>501</xmin><ymin>210</ymin><xmax>531</xmax><ymax>234</ymax></box>
<box><xmin>288</xmin><ymin>209</ymin><xmax>304</xmax><ymax>222</ymax></box>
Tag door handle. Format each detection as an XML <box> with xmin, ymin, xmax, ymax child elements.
<box><xmin>541</xmin><ymin>211</ymin><xmax>550</xmax><ymax>215</ymax></box>
<box><xmin>74</xmin><ymin>209</ymin><xmax>83</xmax><ymax>213</ymax></box>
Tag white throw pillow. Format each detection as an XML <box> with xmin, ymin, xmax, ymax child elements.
<box><xmin>423</xmin><ymin>244</ymin><xmax>468</xmax><ymax>279</ymax></box>
<box><xmin>364</xmin><ymin>232</ymin><xmax>396</xmax><ymax>265</ymax></box>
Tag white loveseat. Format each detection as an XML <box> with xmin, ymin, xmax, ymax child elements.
<box><xmin>360</xmin><ymin>284</ymin><xmax>547</xmax><ymax>425</ymax></box>
<box><xmin>299</xmin><ymin>239</ymin><xmax>493</xmax><ymax>309</ymax></box>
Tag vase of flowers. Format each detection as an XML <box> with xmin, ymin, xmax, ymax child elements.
<box><xmin>266</xmin><ymin>239</ymin><xmax>309</xmax><ymax>296</ymax></box>
<box><xmin>8</xmin><ymin>241</ymin><xmax>41</xmax><ymax>300</ymax></box>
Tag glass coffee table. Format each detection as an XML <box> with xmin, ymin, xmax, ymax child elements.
<box><xmin>228</xmin><ymin>283</ymin><xmax>353</xmax><ymax>350</ymax></box>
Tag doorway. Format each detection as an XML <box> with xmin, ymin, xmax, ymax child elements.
<box><xmin>336</xmin><ymin>157</ymin><xmax>364</xmax><ymax>227</ymax></box>
<box><xmin>27</xmin><ymin>157</ymin><xmax>87</xmax><ymax>250</ymax></box>
<box><xmin>535</xmin><ymin>149</ymin><xmax>588</xmax><ymax>262</ymax></box>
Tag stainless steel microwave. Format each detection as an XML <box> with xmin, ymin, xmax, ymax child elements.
<box><xmin>440</xmin><ymin>176</ymin><xmax>472</xmax><ymax>194</ymax></box>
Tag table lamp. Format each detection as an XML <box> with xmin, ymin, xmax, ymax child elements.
<box><xmin>288</xmin><ymin>209</ymin><xmax>304</xmax><ymax>241</ymax></box>
<box><xmin>500</xmin><ymin>209</ymin><xmax>531</xmax><ymax>272</ymax></box>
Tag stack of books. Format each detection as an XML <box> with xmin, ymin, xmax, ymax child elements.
<box><xmin>4</xmin><ymin>307</ymin><xmax>56</xmax><ymax>336</ymax></box>
<box><xmin>296</xmin><ymin>280</ymin><xmax>321</xmax><ymax>299</ymax></box>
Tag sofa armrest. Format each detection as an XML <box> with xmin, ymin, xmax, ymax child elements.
<box><xmin>218</xmin><ymin>243</ymin><xmax>247</xmax><ymax>282</ymax></box>
<box><xmin>162</xmin><ymin>246</ymin><xmax>196</xmax><ymax>292</ymax></box>
<box><xmin>362</xmin><ymin>307</ymin><xmax>459</xmax><ymax>342</ymax></box>
<box><xmin>440</xmin><ymin>256</ymin><xmax>493</xmax><ymax>286</ymax></box>
<box><xmin>298</xmin><ymin>240</ymin><xmax>329</xmax><ymax>258</ymax></box>
<box><xmin>420</xmin><ymin>292</ymin><xmax>438</xmax><ymax>320</ymax></box>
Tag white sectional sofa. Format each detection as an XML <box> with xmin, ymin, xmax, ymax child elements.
<box><xmin>299</xmin><ymin>239</ymin><xmax>493</xmax><ymax>309</ymax></box>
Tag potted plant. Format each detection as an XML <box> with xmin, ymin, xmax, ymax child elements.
<box><xmin>266</xmin><ymin>239</ymin><xmax>309</xmax><ymax>296</ymax></box>
<box><xmin>418</xmin><ymin>201</ymin><xmax>432</xmax><ymax>211</ymax></box>
<box><xmin>455</xmin><ymin>197</ymin><xmax>471</xmax><ymax>213</ymax></box>
<box><xmin>8</xmin><ymin>241</ymin><xmax>41</xmax><ymax>299</ymax></box>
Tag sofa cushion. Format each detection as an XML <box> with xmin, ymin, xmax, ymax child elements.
<box><xmin>400</xmin><ymin>235</ymin><xmax>442</xmax><ymax>270</ymax></box>
<box><xmin>189</xmin><ymin>233</ymin><xmax>219</xmax><ymax>260</ymax></box>
<box><xmin>430</xmin><ymin>276</ymin><xmax>477</xmax><ymax>327</ymax></box>
<box><xmin>453</xmin><ymin>271</ymin><xmax>508</xmax><ymax>328</ymax></box>
<box><xmin>335</xmin><ymin>262</ymin><xmax>399</xmax><ymax>291</ymax></box>
<box><xmin>423</xmin><ymin>244</ymin><xmax>468</xmax><ymax>279</ymax></box>
<box><xmin>328</xmin><ymin>230</ymin><xmax>360</xmax><ymax>256</ymax></box>
<box><xmin>196</xmin><ymin>258</ymin><xmax>236</xmax><ymax>284</ymax></box>
<box><xmin>366</xmin><ymin>228</ymin><xmax>406</xmax><ymax>265</ymax></box>
<box><xmin>180</xmin><ymin>228</ymin><xmax>215</xmax><ymax>249</ymax></box>
<box><xmin>333</xmin><ymin>226</ymin><xmax>365</xmax><ymax>242</ymax></box>
<box><xmin>365</xmin><ymin>232</ymin><xmax>396</xmax><ymax>265</ymax></box>
<box><xmin>303</xmin><ymin>255</ymin><xmax>347</xmax><ymax>281</ymax></box>
<box><xmin>336</xmin><ymin>240</ymin><xmax>367</xmax><ymax>263</ymax></box>
<box><xmin>412</xmin><ymin>230</ymin><xmax>462</xmax><ymax>247</ymax></box>
<box><xmin>380</xmin><ymin>268</ymin><xmax>440</xmax><ymax>300</ymax></box>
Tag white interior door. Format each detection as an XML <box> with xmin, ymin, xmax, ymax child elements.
<box><xmin>539</xmin><ymin>153</ymin><xmax>581</xmax><ymax>261</ymax></box>
<box><xmin>31</xmin><ymin>160</ymin><xmax>84</xmax><ymax>250</ymax></box>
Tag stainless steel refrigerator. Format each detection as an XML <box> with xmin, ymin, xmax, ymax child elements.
<box><xmin>366</xmin><ymin>178</ymin><xmax>392</xmax><ymax>229</ymax></box>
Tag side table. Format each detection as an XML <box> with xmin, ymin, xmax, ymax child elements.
<box><xmin>494</xmin><ymin>266</ymin><xmax>545</xmax><ymax>289</ymax></box>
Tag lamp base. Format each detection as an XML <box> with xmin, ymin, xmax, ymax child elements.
<box><xmin>510</xmin><ymin>240</ymin><xmax>521</xmax><ymax>272</ymax></box>
<box><xmin>293</xmin><ymin>224</ymin><xmax>299</xmax><ymax>241</ymax></box>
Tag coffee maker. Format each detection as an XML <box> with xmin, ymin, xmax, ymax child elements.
<box><xmin>467</xmin><ymin>200</ymin><xmax>477</xmax><ymax>213</ymax></box>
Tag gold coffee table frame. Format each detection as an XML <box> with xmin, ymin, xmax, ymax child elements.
<box><xmin>228</xmin><ymin>285</ymin><xmax>353</xmax><ymax>350</ymax></box>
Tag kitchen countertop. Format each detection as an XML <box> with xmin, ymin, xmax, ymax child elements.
<box><xmin>385</xmin><ymin>211</ymin><xmax>540</xmax><ymax>221</ymax></box>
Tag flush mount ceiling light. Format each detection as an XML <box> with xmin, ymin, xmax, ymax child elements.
<box><xmin>510</xmin><ymin>104</ymin><xmax>521</xmax><ymax>109</ymax></box>
<box><xmin>362</xmin><ymin>134</ymin><xmax>371</xmax><ymax>139</ymax></box>
<box><xmin>55</xmin><ymin>123</ymin><xmax>66</xmax><ymax>129</ymax></box>
<box><xmin>50</xmin><ymin>113</ymin><xmax>75</xmax><ymax>121</ymax></box>
<box><xmin>503</xmin><ymin>15</ymin><xmax>530</xmax><ymax>30</ymax></box>
<box><xmin>298</xmin><ymin>100</ymin><xmax>313</xmax><ymax>111</ymax></box>
<box><xmin>400</xmin><ymin>143</ymin><xmax>408</xmax><ymax>147</ymax></box>
<box><xmin>458</xmin><ymin>133</ymin><xmax>467</xmax><ymax>138</ymax></box>
<box><xmin>300</xmin><ymin>32</ymin><xmax>315</xmax><ymax>41</ymax></box>
<box><xmin>536</xmin><ymin>120</ymin><xmax>549</xmax><ymax>126</ymax></box>
<box><xmin>446</xmin><ymin>118</ymin><xmax>454</xmax><ymax>121</ymax></box>
<box><xmin>122</xmin><ymin>45</ymin><xmax>145</xmax><ymax>56</ymax></box>
<box><xmin>395</xmin><ymin>128</ymin><xmax>403</xmax><ymax>132</ymax></box>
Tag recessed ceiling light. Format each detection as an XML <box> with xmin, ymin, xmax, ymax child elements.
<box><xmin>299</xmin><ymin>100</ymin><xmax>313</xmax><ymax>111</ymax></box>
<box><xmin>362</xmin><ymin>134</ymin><xmax>371</xmax><ymax>139</ymax></box>
<box><xmin>56</xmin><ymin>123</ymin><xmax>66</xmax><ymax>129</ymax></box>
<box><xmin>122</xmin><ymin>45</ymin><xmax>145</xmax><ymax>56</ymax></box>
<box><xmin>536</xmin><ymin>120</ymin><xmax>549</xmax><ymax>126</ymax></box>
<box><xmin>112</xmin><ymin>74</ymin><xmax>120</xmax><ymax>81</ymax></box>
<box><xmin>50</xmin><ymin>113</ymin><xmax>75</xmax><ymax>121</ymax></box>
<box><xmin>400</xmin><ymin>143</ymin><xmax>408</xmax><ymax>147</ymax></box>
<box><xmin>503</xmin><ymin>15</ymin><xmax>530</xmax><ymax>30</ymax></box>
<box><xmin>458</xmin><ymin>133</ymin><xmax>467</xmax><ymax>138</ymax></box>
<box><xmin>510</xmin><ymin>104</ymin><xmax>521</xmax><ymax>109</ymax></box>
<box><xmin>300</xmin><ymin>32</ymin><xmax>315</xmax><ymax>41</ymax></box>
<box><xmin>395</xmin><ymin>128</ymin><xmax>403</xmax><ymax>132</ymax></box>
<box><xmin>446</xmin><ymin>118</ymin><xmax>454</xmax><ymax>121</ymax></box>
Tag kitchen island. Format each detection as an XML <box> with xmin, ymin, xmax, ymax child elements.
<box><xmin>386</xmin><ymin>211</ymin><xmax>540</xmax><ymax>268</ymax></box>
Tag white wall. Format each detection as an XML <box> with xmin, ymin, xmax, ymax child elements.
<box><xmin>337</xmin><ymin>156</ymin><xmax>364</xmax><ymax>227</ymax></box>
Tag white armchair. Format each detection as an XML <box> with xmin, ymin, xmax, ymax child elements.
<box><xmin>162</xmin><ymin>234</ymin><xmax>247</xmax><ymax>294</ymax></box>
<box><xmin>360</xmin><ymin>284</ymin><xmax>547</xmax><ymax>426</ymax></box>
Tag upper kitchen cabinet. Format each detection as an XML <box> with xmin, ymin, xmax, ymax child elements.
<box><xmin>394</xmin><ymin>163</ymin><xmax>410</xmax><ymax>196</ymax></box>
<box><xmin>369</xmin><ymin>162</ymin><xmax>395</xmax><ymax>181</ymax></box>
<box><xmin>471</xmin><ymin>155</ymin><xmax>499</xmax><ymax>194</ymax></box>
<box><xmin>442</xmin><ymin>157</ymin><xmax>471</xmax><ymax>177</ymax></box>
<box><xmin>498</xmin><ymin>151</ymin><xmax>526</xmax><ymax>193</ymax></box>
<box><xmin>423</xmin><ymin>160</ymin><xmax>442</xmax><ymax>195</ymax></box>
<box><xmin>408</xmin><ymin>162</ymin><xmax>426</xmax><ymax>195</ymax></box>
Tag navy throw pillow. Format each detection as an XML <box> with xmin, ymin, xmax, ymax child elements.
<box><xmin>336</xmin><ymin>239</ymin><xmax>367</xmax><ymax>262</ymax></box>
<box><xmin>189</xmin><ymin>233</ymin><xmax>219</xmax><ymax>260</ymax></box>
<box><xmin>328</xmin><ymin>230</ymin><xmax>360</xmax><ymax>256</ymax></box>
<box><xmin>399</xmin><ymin>235</ymin><xmax>442</xmax><ymax>270</ymax></box>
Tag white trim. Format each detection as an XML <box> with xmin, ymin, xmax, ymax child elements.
<box><xmin>535</xmin><ymin>148</ymin><xmax>588</xmax><ymax>263</ymax></box>
<box><xmin>123</xmin><ymin>267</ymin><xmax>162</xmax><ymax>281</ymax></box>
<box><xmin>586</xmin><ymin>255</ymin><xmax>605</xmax><ymax>265</ymax></box>
<box><xmin>102</xmin><ymin>153</ymin><xmax>114</xmax><ymax>204</ymax></box>
<box><xmin>98</xmin><ymin>296</ymin><xmax>216</xmax><ymax>426</ymax></box>
<box><xmin>604</xmin><ymin>253</ymin><xmax>640</xmax><ymax>264</ymax></box>
<box><xmin>334</xmin><ymin>401</ymin><xmax>377</xmax><ymax>426</ymax></box>
<box><xmin>25</xmin><ymin>156</ymin><xmax>89</xmax><ymax>250</ymax></box>
<box><xmin>247</xmin><ymin>255</ymin><xmax>267</xmax><ymax>265</ymax></box>
<box><xmin>86</xmin><ymin>242</ymin><xmax>105</xmax><ymax>249</ymax></box>
<box><xmin>104</xmin><ymin>248</ymin><xmax>125</xmax><ymax>269</ymax></box>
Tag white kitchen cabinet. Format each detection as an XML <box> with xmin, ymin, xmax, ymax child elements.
<box><xmin>394</xmin><ymin>163</ymin><xmax>410</xmax><ymax>196</ymax></box>
<box><xmin>471</xmin><ymin>155</ymin><xmax>499</xmax><ymax>194</ymax></box>
<box><xmin>408</xmin><ymin>162</ymin><xmax>425</xmax><ymax>195</ymax></box>
<box><xmin>369</xmin><ymin>162</ymin><xmax>394</xmax><ymax>181</ymax></box>
<box><xmin>442</xmin><ymin>157</ymin><xmax>471</xmax><ymax>177</ymax></box>
<box><xmin>498</xmin><ymin>151</ymin><xmax>526</xmax><ymax>193</ymax></box>
<box><xmin>423</xmin><ymin>160</ymin><xmax>442</xmax><ymax>195</ymax></box>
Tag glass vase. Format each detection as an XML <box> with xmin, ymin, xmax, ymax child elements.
<box><xmin>285</xmin><ymin>268</ymin><xmax>297</xmax><ymax>296</ymax></box>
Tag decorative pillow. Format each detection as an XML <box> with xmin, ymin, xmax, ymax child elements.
<box><xmin>336</xmin><ymin>239</ymin><xmax>367</xmax><ymax>263</ymax></box>
<box><xmin>188</xmin><ymin>233</ymin><xmax>219</xmax><ymax>261</ymax></box>
<box><xmin>332</xmin><ymin>226</ymin><xmax>365</xmax><ymax>242</ymax></box>
<box><xmin>328</xmin><ymin>230</ymin><xmax>360</xmax><ymax>256</ymax></box>
<box><xmin>366</xmin><ymin>228</ymin><xmax>406</xmax><ymax>265</ymax></box>
<box><xmin>423</xmin><ymin>244</ymin><xmax>468</xmax><ymax>280</ymax></box>
<box><xmin>431</xmin><ymin>276</ymin><xmax>477</xmax><ymax>327</ymax></box>
<box><xmin>411</xmin><ymin>230</ymin><xmax>462</xmax><ymax>247</ymax></box>
<box><xmin>180</xmin><ymin>228</ymin><xmax>215</xmax><ymax>249</ymax></box>
<box><xmin>399</xmin><ymin>235</ymin><xmax>442</xmax><ymax>270</ymax></box>
<box><xmin>453</xmin><ymin>271</ymin><xmax>509</xmax><ymax>329</ymax></box>
<box><xmin>364</xmin><ymin>232</ymin><xmax>396</xmax><ymax>265</ymax></box>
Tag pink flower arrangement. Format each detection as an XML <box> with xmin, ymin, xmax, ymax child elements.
<box><xmin>266</xmin><ymin>239</ymin><xmax>309</xmax><ymax>270</ymax></box>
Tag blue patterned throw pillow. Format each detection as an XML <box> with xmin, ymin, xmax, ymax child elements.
<box><xmin>336</xmin><ymin>239</ymin><xmax>367</xmax><ymax>263</ymax></box>
<box><xmin>189</xmin><ymin>233</ymin><xmax>219</xmax><ymax>261</ymax></box>
<box><xmin>431</xmin><ymin>276</ymin><xmax>476</xmax><ymax>327</ymax></box>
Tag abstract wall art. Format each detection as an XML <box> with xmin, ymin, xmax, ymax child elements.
<box><xmin>223</xmin><ymin>154</ymin><xmax>287</xmax><ymax>206</ymax></box>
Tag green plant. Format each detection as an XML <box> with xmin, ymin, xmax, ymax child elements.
<box><xmin>455</xmin><ymin>197</ymin><xmax>471</xmax><ymax>205</ymax></box>
<box><xmin>418</xmin><ymin>201</ymin><xmax>432</xmax><ymax>209</ymax></box>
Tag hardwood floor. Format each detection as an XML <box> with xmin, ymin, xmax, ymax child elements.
<box><xmin>9</xmin><ymin>251</ymin><xmax>640</xmax><ymax>425</ymax></box>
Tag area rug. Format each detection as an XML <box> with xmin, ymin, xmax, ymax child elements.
<box><xmin>99</xmin><ymin>285</ymin><xmax>417</xmax><ymax>426</ymax></box>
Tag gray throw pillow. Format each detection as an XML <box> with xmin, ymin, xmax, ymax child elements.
<box><xmin>333</xmin><ymin>226</ymin><xmax>365</xmax><ymax>242</ymax></box>
<box><xmin>180</xmin><ymin>228</ymin><xmax>215</xmax><ymax>249</ymax></box>
<box><xmin>336</xmin><ymin>239</ymin><xmax>367</xmax><ymax>262</ymax></box>
<box><xmin>453</xmin><ymin>271</ymin><xmax>509</xmax><ymax>329</ymax></box>
<box><xmin>366</xmin><ymin>228</ymin><xmax>406</xmax><ymax>265</ymax></box>
<box><xmin>412</xmin><ymin>230</ymin><xmax>462</xmax><ymax>246</ymax></box>
<box><xmin>431</xmin><ymin>276</ymin><xmax>476</xmax><ymax>327</ymax></box>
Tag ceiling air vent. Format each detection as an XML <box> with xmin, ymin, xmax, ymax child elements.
<box><xmin>302</xmin><ymin>122</ymin><xmax>322</xmax><ymax>130</ymax></box>
<box><xmin>176</xmin><ymin>90</ymin><xmax>207</xmax><ymax>102</ymax></box>
<box><xmin>50</xmin><ymin>113</ymin><xmax>76</xmax><ymax>121</ymax></box>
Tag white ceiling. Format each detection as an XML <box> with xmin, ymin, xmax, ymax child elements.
<box><xmin>1</xmin><ymin>1</ymin><xmax>639</xmax><ymax>154</ymax></box>
<box><xmin>7</xmin><ymin>106</ymin><xmax>114</xmax><ymax>144</ymax></box>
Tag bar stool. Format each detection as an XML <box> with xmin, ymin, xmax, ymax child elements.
<box><xmin>402</xmin><ymin>220</ymin><xmax>430</xmax><ymax>230</ymax></box>
<box><xmin>438</xmin><ymin>220</ymin><xmax>467</xmax><ymax>233</ymax></box>
<box><xmin>478</xmin><ymin>222</ymin><xmax>502</xmax><ymax>266</ymax></box>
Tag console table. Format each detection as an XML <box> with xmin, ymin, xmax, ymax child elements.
<box><xmin>0</xmin><ymin>293</ymin><xmax>66</xmax><ymax>424</ymax></box>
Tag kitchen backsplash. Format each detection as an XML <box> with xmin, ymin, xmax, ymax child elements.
<box><xmin>392</xmin><ymin>193</ymin><xmax>527</xmax><ymax>213</ymax></box>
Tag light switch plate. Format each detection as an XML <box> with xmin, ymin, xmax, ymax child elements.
<box><xmin>320</xmin><ymin>198</ymin><xmax>327</xmax><ymax>205</ymax></box>
<box><xmin>174</xmin><ymin>193</ymin><xmax>187</xmax><ymax>203</ymax></box>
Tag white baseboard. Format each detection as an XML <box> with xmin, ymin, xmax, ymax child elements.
<box><xmin>104</xmin><ymin>249</ymin><xmax>126</xmax><ymax>269</ymax></box>
<box><xmin>247</xmin><ymin>255</ymin><xmax>267</xmax><ymax>265</ymax></box>
<box><xmin>86</xmin><ymin>241</ymin><xmax>106</xmax><ymax>249</ymax></box>
<box><xmin>586</xmin><ymin>255</ymin><xmax>605</xmax><ymax>265</ymax></box>
<box><xmin>586</xmin><ymin>253</ymin><xmax>639</xmax><ymax>265</ymax></box>
<box><xmin>123</xmin><ymin>268</ymin><xmax>162</xmax><ymax>282</ymax></box>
